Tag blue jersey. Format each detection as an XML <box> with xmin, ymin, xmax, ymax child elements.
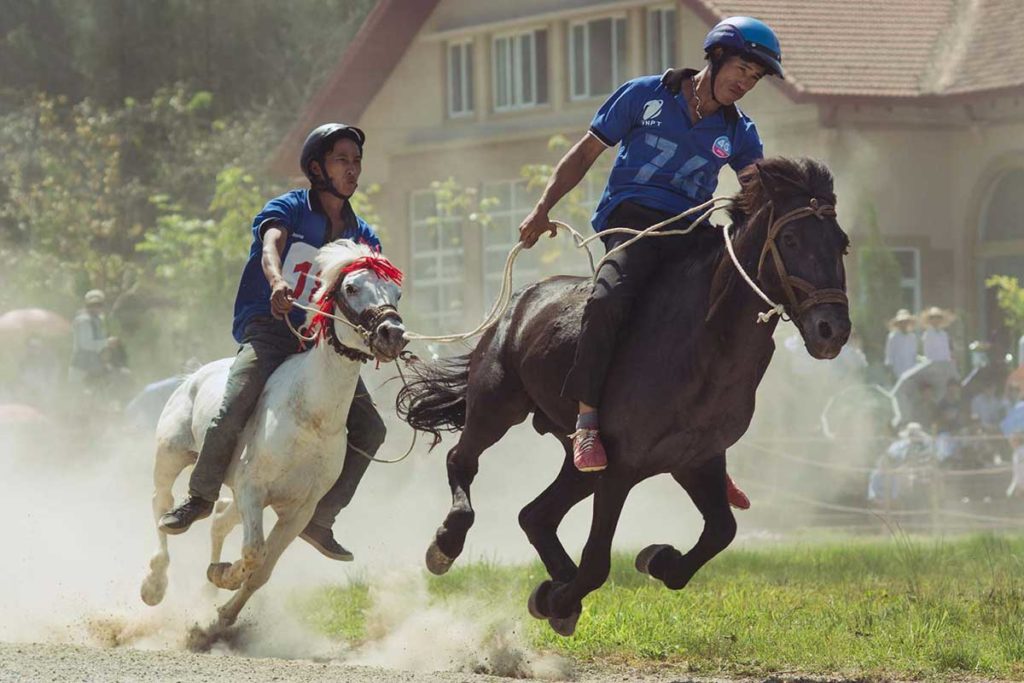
<box><xmin>231</xmin><ymin>189</ymin><xmax>381</xmax><ymax>342</ymax></box>
<box><xmin>589</xmin><ymin>74</ymin><xmax>763</xmax><ymax>232</ymax></box>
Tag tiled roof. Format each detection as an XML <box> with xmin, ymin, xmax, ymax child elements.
<box><xmin>684</xmin><ymin>0</ymin><xmax>1024</xmax><ymax>98</ymax></box>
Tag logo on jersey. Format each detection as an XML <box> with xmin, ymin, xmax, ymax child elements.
<box><xmin>641</xmin><ymin>99</ymin><xmax>664</xmax><ymax>126</ymax></box>
<box><xmin>711</xmin><ymin>135</ymin><xmax>732</xmax><ymax>159</ymax></box>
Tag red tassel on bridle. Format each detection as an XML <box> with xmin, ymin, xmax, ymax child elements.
<box><xmin>306</xmin><ymin>255</ymin><xmax>403</xmax><ymax>342</ymax></box>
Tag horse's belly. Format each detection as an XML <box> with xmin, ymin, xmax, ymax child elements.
<box><xmin>234</xmin><ymin>424</ymin><xmax>347</xmax><ymax>503</ymax></box>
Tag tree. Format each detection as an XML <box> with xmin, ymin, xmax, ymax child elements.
<box><xmin>850</xmin><ymin>204</ymin><xmax>903</xmax><ymax>364</ymax></box>
<box><xmin>986</xmin><ymin>275</ymin><xmax>1024</xmax><ymax>340</ymax></box>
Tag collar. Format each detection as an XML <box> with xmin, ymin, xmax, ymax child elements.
<box><xmin>678</xmin><ymin>68</ymin><xmax>739</xmax><ymax>125</ymax></box>
<box><xmin>308</xmin><ymin>189</ymin><xmax>359</xmax><ymax>238</ymax></box>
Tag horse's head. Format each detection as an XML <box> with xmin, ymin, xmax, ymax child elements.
<box><xmin>310</xmin><ymin>240</ymin><xmax>408</xmax><ymax>362</ymax></box>
<box><xmin>733</xmin><ymin>158</ymin><xmax>851</xmax><ymax>359</ymax></box>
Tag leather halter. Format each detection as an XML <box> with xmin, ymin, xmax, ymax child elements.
<box><xmin>756</xmin><ymin>198</ymin><xmax>849</xmax><ymax>321</ymax></box>
<box><xmin>327</xmin><ymin>295</ymin><xmax>402</xmax><ymax>363</ymax></box>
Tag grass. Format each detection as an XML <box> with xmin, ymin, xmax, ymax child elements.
<box><xmin>300</xmin><ymin>534</ymin><xmax>1024</xmax><ymax>680</ymax></box>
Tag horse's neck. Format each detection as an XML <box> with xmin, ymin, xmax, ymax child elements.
<box><xmin>297</xmin><ymin>341</ymin><xmax>363</xmax><ymax>410</ymax></box>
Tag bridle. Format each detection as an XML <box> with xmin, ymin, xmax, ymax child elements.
<box><xmin>328</xmin><ymin>294</ymin><xmax>402</xmax><ymax>363</ymax></box>
<box><xmin>753</xmin><ymin>197</ymin><xmax>849</xmax><ymax>322</ymax></box>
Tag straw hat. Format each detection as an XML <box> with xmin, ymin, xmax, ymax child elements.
<box><xmin>919</xmin><ymin>306</ymin><xmax>956</xmax><ymax>328</ymax></box>
<box><xmin>84</xmin><ymin>289</ymin><xmax>106</xmax><ymax>305</ymax></box>
<box><xmin>888</xmin><ymin>308</ymin><xmax>916</xmax><ymax>330</ymax></box>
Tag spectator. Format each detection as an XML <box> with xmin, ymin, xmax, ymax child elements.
<box><xmin>869</xmin><ymin>422</ymin><xmax>933</xmax><ymax>505</ymax></box>
<box><xmin>935</xmin><ymin>379</ymin><xmax>967</xmax><ymax>462</ymax></box>
<box><xmin>909</xmin><ymin>383</ymin><xmax>939</xmax><ymax>431</ymax></box>
<box><xmin>970</xmin><ymin>383</ymin><xmax>1007</xmax><ymax>430</ymax></box>
<box><xmin>68</xmin><ymin>289</ymin><xmax>112</xmax><ymax>388</ymax></box>
<box><xmin>884</xmin><ymin>309</ymin><xmax>918</xmax><ymax>380</ymax></box>
<box><xmin>919</xmin><ymin>306</ymin><xmax>957</xmax><ymax>370</ymax></box>
<box><xmin>1007</xmin><ymin>434</ymin><xmax>1024</xmax><ymax>498</ymax></box>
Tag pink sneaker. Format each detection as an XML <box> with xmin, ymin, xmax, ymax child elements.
<box><xmin>571</xmin><ymin>428</ymin><xmax>607</xmax><ymax>472</ymax></box>
<box><xmin>726</xmin><ymin>474</ymin><xmax>751</xmax><ymax>510</ymax></box>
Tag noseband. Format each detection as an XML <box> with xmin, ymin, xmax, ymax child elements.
<box><xmin>756</xmin><ymin>198</ymin><xmax>849</xmax><ymax>321</ymax></box>
<box><xmin>326</xmin><ymin>295</ymin><xmax>402</xmax><ymax>363</ymax></box>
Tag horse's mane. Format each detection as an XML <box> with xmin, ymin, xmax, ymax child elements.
<box><xmin>313</xmin><ymin>239</ymin><xmax>396</xmax><ymax>303</ymax></box>
<box><xmin>706</xmin><ymin>157</ymin><xmax>839</xmax><ymax>320</ymax></box>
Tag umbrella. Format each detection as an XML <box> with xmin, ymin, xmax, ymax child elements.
<box><xmin>0</xmin><ymin>308</ymin><xmax>71</xmax><ymax>339</ymax></box>
<box><xmin>890</xmin><ymin>359</ymin><xmax>959</xmax><ymax>424</ymax></box>
<box><xmin>0</xmin><ymin>403</ymin><xmax>52</xmax><ymax>427</ymax></box>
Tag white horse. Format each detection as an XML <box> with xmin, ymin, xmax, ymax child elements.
<box><xmin>140</xmin><ymin>239</ymin><xmax>407</xmax><ymax>629</ymax></box>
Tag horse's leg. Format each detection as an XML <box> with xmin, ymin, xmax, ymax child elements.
<box><xmin>207</xmin><ymin>489</ymin><xmax>265</xmax><ymax>591</ymax></box>
<box><xmin>527</xmin><ymin>475</ymin><xmax>632</xmax><ymax>636</ymax></box>
<box><xmin>214</xmin><ymin>502</ymin><xmax>313</xmax><ymax>628</ymax></box>
<box><xmin>635</xmin><ymin>452</ymin><xmax>736</xmax><ymax>590</ymax></box>
<box><xmin>208</xmin><ymin>498</ymin><xmax>240</xmax><ymax>566</ymax></box>
<box><xmin>140</xmin><ymin>444</ymin><xmax>195</xmax><ymax>606</ymax></box>
<box><xmin>518</xmin><ymin>437</ymin><xmax>596</xmax><ymax>583</ymax></box>
<box><xmin>426</xmin><ymin>386</ymin><xmax>530</xmax><ymax>575</ymax></box>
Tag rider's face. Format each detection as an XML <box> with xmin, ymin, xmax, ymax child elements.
<box><xmin>713</xmin><ymin>55</ymin><xmax>766</xmax><ymax>105</ymax></box>
<box><xmin>320</xmin><ymin>137</ymin><xmax>362</xmax><ymax>198</ymax></box>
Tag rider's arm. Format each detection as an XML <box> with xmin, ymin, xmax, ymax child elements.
<box><xmin>518</xmin><ymin>133</ymin><xmax>606</xmax><ymax>248</ymax></box>
<box><xmin>262</xmin><ymin>222</ymin><xmax>293</xmax><ymax>319</ymax></box>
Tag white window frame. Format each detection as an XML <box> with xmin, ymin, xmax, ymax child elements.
<box><xmin>891</xmin><ymin>247</ymin><xmax>922</xmax><ymax>314</ymax></box>
<box><xmin>447</xmin><ymin>40</ymin><xmax>474</xmax><ymax>118</ymax></box>
<box><xmin>480</xmin><ymin>180</ymin><xmax>542</xmax><ymax>305</ymax></box>
<box><xmin>409</xmin><ymin>190</ymin><xmax>465</xmax><ymax>332</ymax></box>
<box><xmin>569</xmin><ymin>15</ymin><xmax>627</xmax><ymax>101</ymax></box>
<box><xmin>646</xmin><ymin>5</ymin><xmax>677</xmax><ymax>74</ymax></box>
<box><xmin>492</xmin><ymin>29</ymin><xmax>547</xmax><ymax>112</ymax></box>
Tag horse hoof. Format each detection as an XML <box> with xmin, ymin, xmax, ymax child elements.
<box><xmin>425</xmin><ymin>540</ymin><xmax>454</xmax><ymax>576</ymax></box>
<box><xmin>206</xmin><ymin>562</ymin><xmax>233</xmax><ymax>588</ymax></box>
<box><xmin>635</xmin><ymin>544</ymin><xmax>673</xmax><ymax>576</ymax></box>
<box><xmin>140</xmin><ymin>574</ymin><xmax>167</xmax><ymax>606</ymax></box>
<box><xmin>527</xmin><ymin>580</ymin><xmax>554</xmax><ymax>620</ymax></box>
<box><xmin>548</xmin><ymin>610</ymin><xmax>580</xmax><ymax>637</ymax></box>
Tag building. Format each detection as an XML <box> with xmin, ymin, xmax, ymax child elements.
<box><xmin>271</xmin><ymin>0</ymin><xmax>1024</xmax><ymax>349</ymax></box>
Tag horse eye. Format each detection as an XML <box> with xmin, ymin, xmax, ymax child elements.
<box><xmin>783</xmin><ymin>232</ymin><xmax>798</xmax><ymax>249</ymax></box>
<box><xmin>345</xmin><ymin>283</ymin><xmax>358</xmax><ymax>295</ymax></box>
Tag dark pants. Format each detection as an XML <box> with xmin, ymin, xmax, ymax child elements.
<box><xmin>189</xmin><ymin>316</ymin><xmax>386</xmax><ymax>529</ymax></box>
<box><xmin>562</xmin><ymin>201</ymin><xmax>691</xmax><ymax>407</ymax></box>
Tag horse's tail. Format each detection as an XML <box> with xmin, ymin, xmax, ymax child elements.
<box><xmin>396</xmin><ymin>353</ymin><xmax>471</xmax><ymax>449</ymax></box>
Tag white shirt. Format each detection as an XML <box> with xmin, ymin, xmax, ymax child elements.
<box><xmin>921</xmin><ymin>327</ymin><xmax>952</xmax><ymax>363</ymax></box>
<box><xmin>884</xmin><ymin>330</ymin><xmax>918</xmax><ymax>378</ymax></box>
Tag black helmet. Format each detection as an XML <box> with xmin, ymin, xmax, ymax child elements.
<box><xmin>299</xmin><ymin>123</ymin><xmax>366</xmax><ymax>185</ymax></box>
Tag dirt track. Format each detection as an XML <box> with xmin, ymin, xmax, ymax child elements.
<box><xmin>0</xmin><ymin>642</ymin><xmax>708</xmax><ymax>683</ymax></box>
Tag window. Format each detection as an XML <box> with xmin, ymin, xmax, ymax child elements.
<box><xmin>493</xmin><ymin>29</ymin><xmax>548</xmax><ymax>111</ymax></box>
<box><xmin>447</xmin><ymin>40</ymin><xmax>474</xmax><ymax>117</ymax></box>
<box><xmin>410</xmin><ymin>190</ymin><xmax>465</xmax><ymax>332</ymax></box>
<box><xmin>480</xmin><ymin>181</ymin><xmax>542</xmax><ymax>305</ymax></box>
<box><xmin>890</xmin><ymin>247</ymin><xmax>921</xmax><ymax>314</ymax></box>
<box><xmin>647</xmin><ymin>7</ymin><xmax>677</xmax><ymax>74</ymax></box>
<box><xmin>569</xmin><ymin>16</ymin><xmax>627</xmax><ymax>99</ymax></box>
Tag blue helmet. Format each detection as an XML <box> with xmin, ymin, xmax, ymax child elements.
<box><xmin>703</xmin><ymin>16</ymin><xmax>783</xmax><ymax>78</ymax></box>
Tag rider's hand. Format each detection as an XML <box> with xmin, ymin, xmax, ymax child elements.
<box><xmin>518</xmin><ymin>208</ymin><xmax>557</xmax><ymax>249</ymax></box>
<box><xmin>269</xmin><ymin>278</ymin><xmax>294</xmax><ymax>319</ymax></box>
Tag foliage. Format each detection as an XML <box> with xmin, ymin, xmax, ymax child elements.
<box><xmin>304</xmin><ymin>535</ymin><xmax>1024</xmax><ymax>679</ymax></box>
<box><xmin>986</xmin><ymin>275</ymin><xmax>1024</xmax><ymax>338</ymax></box>
<box><xmin>850</xmin><ymin>204</ymin><xmax>903</xmax><ymax>363</ymax></box>
<box><xmin>0</xmin><ymin>89</ymin><xmax>281</xmax><ymax>371</ymax></box>
<box><xmin>0</xmin><ymin>0</ymin><xmax>375</xmax><ymax>114</ymax></box>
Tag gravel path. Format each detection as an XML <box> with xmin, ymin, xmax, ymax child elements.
<box><xmin>0</xmin><ymin>642</ymin><xmax>704</xmax><ymax>683</ymax></box>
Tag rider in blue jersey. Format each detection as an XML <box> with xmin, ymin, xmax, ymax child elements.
<box><xmin>519</xmin><ymin>17</ymin><xmax>784</xmax><ymax>508</ymax></box>
<box><xmin>159</xmin><ymin>124</ymin><xmax>388</xmax><ymax>561</ymax></box>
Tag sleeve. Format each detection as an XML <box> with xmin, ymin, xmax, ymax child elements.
<box><xmin>884</xmin><ymin>332</ymin><xmax>895</xmax><ymax>368</ymax></box>
<box><xmin>588</xmin><ymin>78</ymin><xmax>644</xmax><ymax>147</ymax></box>
<box><xmin>355</xmin><ymin>218</ymin><xmax>382</xmax><ymax>252</ymax></box>
<box><xmin>251</xmin><ymin>193</ymin><xmax>298</xmax><ymax>242</ymax></box>
<box><xmin>729</xmin><ymin>117</ymin><xmax>764</xmax><ymax>172</ymax></box>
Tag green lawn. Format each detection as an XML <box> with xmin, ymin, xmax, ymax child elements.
<box><xmin>301</xmin><ymin>534</ymin><xmax>1024</xmax><ymax>680</ymax></box>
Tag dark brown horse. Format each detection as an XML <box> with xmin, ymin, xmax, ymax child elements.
<box><xmin>397</xmin><ymin>158</ymin><xmax>851</xmax><ymax>636</ymax></box>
